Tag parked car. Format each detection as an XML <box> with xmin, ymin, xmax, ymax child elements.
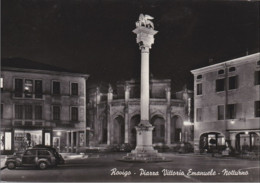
<box><xmin>5</xmin><ymin>148</ymin><xmax>58</xmax><ymax>170</ymax></box>
<box><xmin>31</xmin><ymin>145</ymin><xmax>65</xmax><ymax>165</ymax></box>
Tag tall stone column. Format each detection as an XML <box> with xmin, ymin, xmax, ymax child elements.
<box><xmin>123</xmin><ymin>14</ymin><xmax>166</xmax><ymax>162</ymax></box>
<box><xmin>124</xmin><ymin>83</ymin><xmax>130</xmax><ymax>143</ymax></box>
<box><xmin>165</xmin><ymin>87</ymin><xmax>171</xmax><ymax>145</ymax></box>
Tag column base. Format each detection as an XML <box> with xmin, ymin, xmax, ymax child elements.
<box><xmin>120</xmin><ymin>124</ymin><xmax>171</xmax><ymax>163</ymax></box>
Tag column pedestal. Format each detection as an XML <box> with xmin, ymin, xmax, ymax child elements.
<box><xmin>122</xmin><ymin>123</ymin><xmax>168</xmax><ymax>162</ymax></box>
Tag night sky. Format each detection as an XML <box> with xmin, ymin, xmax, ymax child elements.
<box><xmin>2</xmin><ymin>0</ymin><xmax>259</xmax><ymax>91</ymax></box>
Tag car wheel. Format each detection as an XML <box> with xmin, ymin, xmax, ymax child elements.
<box><xmin>7</xmin><ymin>162</ymin><xmax>16</xmax><ymax>170</ymax></box>
<box><xmin>38</xmin><ymin>161</ymin><xmax>48</xmax><ymax>170</ymax></box>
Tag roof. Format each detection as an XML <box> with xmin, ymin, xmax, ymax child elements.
<box><xmin>1</xmin><ymin>57</ymin><xmax>89</xmax><ymax>78</ymax></box>
<box><xmin>190</xmin><ymin>52</ymin><xmax>260</xmax><ymax>75</ymax></box>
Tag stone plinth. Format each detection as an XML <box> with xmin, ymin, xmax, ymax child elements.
<box><xmin>121</xmin><ymin>124</ymin><xmax>169</xmax><ymax>162</ymax></box>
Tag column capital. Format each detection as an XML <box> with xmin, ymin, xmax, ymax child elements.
<box><xmin>108</xmin><ymin>84</ymin><xmax>113</xmax><ymax>93</ymax></box>
<box><xmin>133</xmin><ymin>26</ymin><xmax>158</xmax><ymax>49</ymax></box>
<box><xmin>124</xmin><ymin>83</ymin><xmax>131</xmax><ymax>92</ymax></box>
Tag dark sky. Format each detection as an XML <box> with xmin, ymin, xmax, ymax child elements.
<box><xmin>2</xmin><ymin>0</ymin><xmax>259</xmax><ymax>91</ymax></box>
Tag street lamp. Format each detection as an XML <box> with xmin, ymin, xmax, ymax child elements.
<box><xmin>230</xmin><ymin>120</ymin><xmax>235</xmax><ymax>124</ymax></box>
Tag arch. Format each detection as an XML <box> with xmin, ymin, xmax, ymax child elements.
<box><xmin>130</xmin><ymin>114</ymin><xmax>140</xmax><ymax>145</ymax></box>
<box><xmin>170</xmin><ymin>115</ymin><xmax>183</xmax><ymax>143</ymax></box>
<box><xmin>151</xmin><ymin>115</ymin><xmax>165</xmax><ymax>143</ymax></box>
<box><xmin>113</xmin><ymin>116</ymin><xmax>124</xmax><ymax>144</ymax></box>
<box><xmin>235</xmin><ymin>132</ymin><xmax>259</xmax><ymax>152</ymax></box>
<box><xmin>199</xmin><ymin>132</ymin><xmax>226</xmax><ymax>153</ymax></box>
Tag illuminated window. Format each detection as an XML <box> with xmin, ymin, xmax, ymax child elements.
<box><xmin>0</xmin><ymin>77</ymin><xmax>3</xmax><ymax>91</ymax></box>
<box><xmin>24</xmin><ymin>79</ymin><xmax>33</xmax><ymax>98</ymax></box>
<box><xmin>5</xmin><ymin>132</ymin><xmax>12</xmax><ymax>150</ymax></box>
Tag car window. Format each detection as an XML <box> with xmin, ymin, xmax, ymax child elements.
<box><xmin>24</xmin><ymin>150</ymin><xmax>37</xmax><ymax>155</ymax></box>
<box><xmin>38</xmin><ymin>150</ymin><xmax>51</xmax><ymax>156</ymax></box>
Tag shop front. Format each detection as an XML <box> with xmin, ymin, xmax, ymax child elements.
<box><xmin>1</xmin><ymin>128</ymin><xmax>53</xmax><ymax>155</ymax></box>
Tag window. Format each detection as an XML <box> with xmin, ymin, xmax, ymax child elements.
<box><xmin>1</xmin><ymin>104</ymin><xmax>3</xmax><ymax>119</ymax></box>
<box><xmin>196</xmin><ymin>83</ymin><xmax>202</xmax><ymax>95</ymax></box>
<box><xmin>71</xmin><ymin>107</ymin><xmax>78</xmax><ymax>121</ymax></box>
<box><xmin>52</xmin><ymin>81</ymin><xmax>60</xmax><ymax>95</ymax></box>
<box><xmin>216</xmin><ymin>78</ymin><xmax>225</xmax><ymax>92</ymax></box>
<box><xmin>197</xmin><ymin>75</ymin><xmax>202</xmax><ymax>80</ymax></box>
<box><xmin>71</xmin><ymin>83</ymin><xmax>78</xmax><ymax>96</ymax></box>
<box><xmin>35</xmin><ymin>105</ymin><xmax>42</xmax><ymax>120</ymax></box>
<box><xmin>35</xmin><ymin>80</ymin><xmax>43</xmax><ymax>98</ymax></box>
<box><xmin>229</xmin><ymin>76</ymin><xmax>238</xmax><ymax>90</ymax></box>
<box><xmin>53</xmin><ymin>106</ymin><xmax>60</xmax><ymax>120</ymax></box>
<box><xmin>0</xmin><ymin>77</ymin><xmax>3</xmax><ymax>91</ymax></box>
<box><xmin>24</xmin><ymin>149</ymin><xmax>37</xmax><ymax>155</ymax></box>
<box><xmin>15</xmin><ymin>104</ymin><xmax>23</xmax><ymax>119</ymax></box>
<box><xmin>229</xmin><ymin>67</ymin><xmax>236</xmax><ymax>72</ymax></box>
<box><xmin>217</xmin><ymin>105</ymin><xmax>224</xmax><ymax>120</ymax></box>
<box><xmin>24</xmin><ymin>79</ymin><xmax>33</xmax><ymax>98</ymax></box>
<box><xmin>255</xmin><ymin>101</ymin><xmax>260</xmax><ymax>117</ymax></box>
<box><xmin>15</xmin><ymin>79</ymin><xmax>23</xmax><ymax>97</ymax></box>
<box><xmin>255</xmin><ymin>71</ymin><xmax>260</xmax><ymax>85</ymax></box>
<box><xmin>257</xmin><ymin>60</ymin><xmax>260</xmax><ymax>66</ymax></box>
<box><xmin>218</xmin><ymin>69</ymin><xmax>225</xmax><ymax>75</ymax></box>
<box><xmin>226</xmin><ymin>104</ymin><xmax>236</xmax><ymax>119</ymax></box>
<box><xmin>38</xmin><ymin>150</ymin><xmax>51</xmax><ymax>156</ymax></box>
<box><xmin>24</xmin><ymin>105</ymin><xmax>33</xmax><ymax>119</ymax></box>
<box><xmin>196</xmin><ymin>108</ymin><xmax>202</xmax><ymax>122</ymax></box>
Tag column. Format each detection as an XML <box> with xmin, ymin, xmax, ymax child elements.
<box><xmin>66</xmin><ymin>132</ymin><xmax>70</xmax><ymax>153</ymax></box>
<box><xmin>107</xmin><ymin>84</ymin><xmax>113</xmax><ymax>103</ymax></box>
<box><xmin>124</xmin><ymin>109</ymin><xmax>129</xmax><ymax>143</ymax></box>
<box><xmin>71</xmin><ymin>131</ymin><xmax>74</xmax><ymax>153</ymax></box>
<box><xmin>166</xmin><ymin>109</ymin><xmax>171</xmax><ymax>145</ymax></box>
<box><xmin>140</xmin><ymin>47</ymin><xmax>150</xmax><ymax>122</ymax></box>
<box><xmin>107</xmin><ymin>110</ymin><xmax>111</xmax><ymax>145</ymax></box>
<box><xmin>76</xmin><ymin>131</ymin><xmax>79</xmax><ymax>152</ymax></box>
<box><xmin>124</xmin><ymin>84</ymin><xmax>130</xmax><ymax>143</ymax></box>
<box><xmin>165</xmin><ymin>87</ymin><xmax>171</xmax><ymax>145</ymax></box>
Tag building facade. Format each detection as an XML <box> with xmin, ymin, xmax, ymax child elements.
<box><xmin>1</xmin><ymin>58</ymin><xmax>89</xmax><ymax>154</ymax></box>
<box><xmin>191</xmin><ymin>53</ymin><xmax>260</xmax><ymax>153</ymax></box>
<box><xmin>87</xmin><ymin>79</ymin><xmax>194</xmax><ymax>148</ymax></box>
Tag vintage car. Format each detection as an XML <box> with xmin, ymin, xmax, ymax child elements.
<box><xmin>31</xmin><ymin>145</ymin><xmax>65</xmax><ymax>165</ymax></box>
<box><xmin>5</xmin><ymin>148</ymin><xmax>58</xmax><ymax>170</ymax></box>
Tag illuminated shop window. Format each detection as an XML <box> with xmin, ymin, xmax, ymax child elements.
<box><xmin>24</xmin><ymin>79</ymin><xmax>33</xmax><ymax>98</ymax></box>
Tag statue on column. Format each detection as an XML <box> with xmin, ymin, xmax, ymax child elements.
<box><xmin>135</xmin><ymin>14</ymin><xmax>154</xmax><ymax>29</ymax></box>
